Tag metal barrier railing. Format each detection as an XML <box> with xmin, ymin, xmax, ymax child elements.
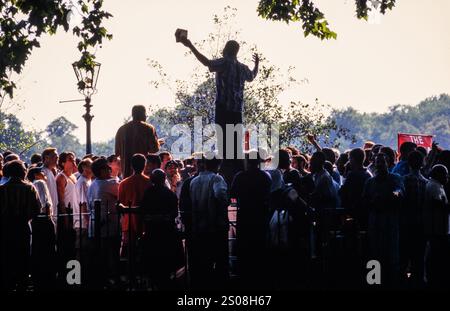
<box><xmin>30</xmin><ymin>198</ymin><xmax>369</xmax><ymax>290</ymax></box>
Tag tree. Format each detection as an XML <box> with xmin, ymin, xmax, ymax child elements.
<box><xmin>0</xmin><ymin>111</ymin><xmax>36</xmax><ymax>154</ymax></box>
<box><xmin>92</xmin><ymin>138</ymin><xmax>114</xmax><ymax>156</ymax></box>
<box><xmin>44</xmin><ymin>117</ymin><xmax>114</xmax><ymax>157</ymax></box>
<box><xmin>45</xmin><ymin>116</ymin><xmax>84</xmax><ymax>156</ymax></box>
<box><xmin>1</xmin><ymin>112</ymin><xmax>114</xmax><ymax>160</ymax></box>
<box><xmin>149</xmin><ymin>7</ymin><xmax>352</xmax><ymax>155</ymax></box>
<box><xmin>257</xmin><ymin>0</ymin><xmax>396</xmax><ymax>40</ymax></box>
<box><xmin>0</xmin><ymin>0</ymin><xmax>112</xmax><ymax>100</ymax></box>
<box><xmin>331</xmin><ymin>94</ymin><xmax>450</xmax><ymax>150</ymax></box>
<box><xmin>280</xmin><ymin>100</ymin><xmax>353</xmax><ymax>152</ymax></box>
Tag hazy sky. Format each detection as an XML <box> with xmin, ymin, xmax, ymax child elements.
<box><xmin>9</xmin><ymin>0</ymin><xmax>450</xmax><ymax>143</ymax></box>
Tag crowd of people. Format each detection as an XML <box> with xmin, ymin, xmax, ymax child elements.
<box><xmin>1</xmin><ymin>115</ymin><xmax>450</xmax><ymax>291</ymax></box>
<box><xmin>2</xmin><ymin>30</ymin><xmax>448</xmax><ymax>292</ymax></box>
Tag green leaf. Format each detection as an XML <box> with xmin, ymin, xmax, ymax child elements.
<box><xmin>81</xmin><ymin>4</ymin><xmax>89</xmax><ymax>13</ymax></box>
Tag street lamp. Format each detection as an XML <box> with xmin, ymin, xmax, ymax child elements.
<box><xmin>72</xmin><ymin>61</ymin><xmax>101</xmax><ymax>155</ymax></box>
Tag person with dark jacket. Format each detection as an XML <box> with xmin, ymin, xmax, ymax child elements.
<box><xmin>423</xmin><ymin>164</ymin><xmax>449</xmax><ymax>288</ymax></box>
<box><xmin>0</xmin><ymin>160</ymin><xmax>40</xmax><ymax>291</ymax></box>
<box><xmin>400</xmin><ymin>151</ymin><xmax>428</xmax><ymax>286</ymax></box>
<box><xmin>339</xmin><ymin>148</ymin><xmax>372</xmax><ymax>230</ymax></box>
<box><xmin>363</xmin><ymin>153</ymin><xmax>404</xmax><ymax>287</ymax></box>
<box><xmin>231</xmin><ymin>150</ymin><xmax>272</xmax><ymax>289</ymax></box>
<box><xmin>392</xmin><ymin>142</ymin><xmax>417</xmax><ymax>177</ymax></box>
<box><xmin>140</xmin><ymin>169</ymin><xmax>180</xmax><ymax>289</ymax></box>
<box><xmin>179</xmin><ymin>155</ymin><xmax>205</xmax><ymax>236</ymax></box>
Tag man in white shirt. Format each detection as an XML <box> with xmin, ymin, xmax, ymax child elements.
<box><xmin>75</xmin><ymin>158</ymin><xmax>93</xmax><ymax>255</ymax></box>
<box><xmin>41</xmin><ymin>148</ymin><xmax>59</xmax><ymax>217</ymax></box>
<box><xmin>76</xmin><ymin>158</ymin><xmax>93</xmax><ymax>228</ymax></box>
<box><xmin>189</xmin><ymin>154</ymin><xmax>229</xmax><ymax>290</ymax></box>
<box><xmin>310</xmin><ymin>152</ymin><xmax>339</xmax><ymax>211</ymax></box>
<box><xmin>87</xmin><ymin>158</ymin><xmax>120</xmax><ymax>285</ymax></box>
<box><xmin>27</xmin><ymin>164</ymin><xmax>57</xmax><ymax>289</ymax></box>
<box><xmin>27</xmin><ymin>165</ymin><xmax>52</xmax><ymax>213</ymax></box>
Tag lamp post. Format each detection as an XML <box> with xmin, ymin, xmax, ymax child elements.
<box><xmin>72</xmin><ymin>61</ymin><xmax>101</xmax><ymax>155</ymax></box>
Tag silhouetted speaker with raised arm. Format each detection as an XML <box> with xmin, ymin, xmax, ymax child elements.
<box><xmin>178</xmin><ymin>30</ymin><xmax>259</xmax><ymax>185</ymax></box>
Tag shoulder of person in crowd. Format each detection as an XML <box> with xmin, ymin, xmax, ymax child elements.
<box><xmin>212</xmin><ymin>172</ymin><xmax>226</xmax><ymax>182</ymax></box>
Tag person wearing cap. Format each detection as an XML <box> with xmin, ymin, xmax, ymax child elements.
<box><xmin>230</xmin><ymin>150</ymin><xmax>272</xmax><ymax>289</ymax></box>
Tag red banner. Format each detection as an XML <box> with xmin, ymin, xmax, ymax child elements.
<box><xmin>398</xmin><ymin>133</ymin><xmax>433</xmax><ymax>151</ymax></box>
<box><xmin>244</xmin><ymin>130</ymin><xmax>250</xmax><ymax>151</ymax></box>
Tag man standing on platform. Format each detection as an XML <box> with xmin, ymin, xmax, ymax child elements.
<box><xmin>115</xmin><ymin>105</ymin><xmax>163</xmax><ymax>178</ymax></box>
<box><xmin>179</xmin><ymin>34</ymin><xmax>259</xmax><ymax>183</ymax></box>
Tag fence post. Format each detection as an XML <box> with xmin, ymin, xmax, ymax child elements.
<box><xmin>117</xmin><ymin>202</ymin><xmax>121</xmax><ymax>239</ymax></box>
<box><xmin>128</xmin><ymin>202</ymin><xmax>133</xmax><ymax>291</ymax></box>
<box><xmin>79</xmin><ymin>203</ymin><xmax>82</xmax><ymax>261</ymax></box>
<box><xmin>106</xmin><ymin>200</ymin><xmax>110</xmax><ymax>239</ymax></box>
<box><xmin>94</xmin><ymin>200</ymin><xmax>101</xmax><ymax>249</ymax></box>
